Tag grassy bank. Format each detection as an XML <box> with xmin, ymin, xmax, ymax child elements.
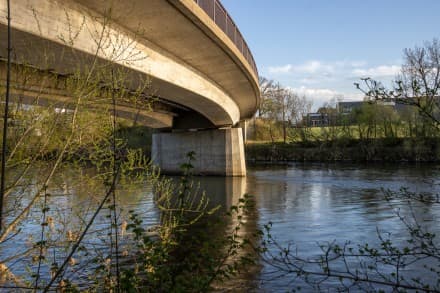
<box><xmin>245</xmin><ymin>138</ymin><xmax>440</xmax><ymax>162</ymax></box>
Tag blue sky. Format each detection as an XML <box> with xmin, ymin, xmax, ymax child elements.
<box><xmin>221</xmin><ymin>0</ymin><xmax>440</xmax><ymax>109</ymax></box>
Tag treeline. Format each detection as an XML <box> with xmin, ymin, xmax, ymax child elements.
<box><xmin>253</xmin><ymin>39</ymin><xmax>440</xmax><ymax>292</ymax></box>
<box><xmin>251</xmin><ymin>78</ymin><xmax>312</xmax><ymax>143</ymax></box>
<box><xmin>248</xmin><ymin>39</ymin><xmax>440</xmax><ymax>162</ymax></box>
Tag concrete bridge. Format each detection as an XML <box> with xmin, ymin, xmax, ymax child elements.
<box><xmin>0</xmin><ymin>0</ymin><xmax>259</xmax><ymax>176</ymax></box>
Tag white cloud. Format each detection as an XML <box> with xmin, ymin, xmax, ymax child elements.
<box><xmin>287</xmin><ymin>86</ymin><xmax>364</xmax><ymax>110</ymax></box>
<box><xmin>289</xmin><ymin>86</ymin><xmax>364</xmax><ymax>100</ymax></box>
<box><xmin>296</xmin><ymin>60</ymin><xmax>332</xmax><ymax>74</ymax></box>
<box><xmin>267</xmin><ymin>64</ymin><xmax>293</xmax><ymax>74</ymax></box>
<box><xmin>349</xmin><ymin>60</ymin><xmax>368</xmax><ymax>67</ymax></box>
<box><xmin>263</xmin><ymin>60</ymin><xmax>400</xmax><ymax>109</ymax></box>
<box><xmin>299</xmin><ymin>77</ymin><xmax>316</xmax><ymax>85</ymax></box>
<box><xmin>352</xmin><ymin>65</ymin><xmax>401</xmax><ymax>78</ymax></box>
<box><xmin>267</xmin><ymin>60</ymin><xmax>333</xmax><ymax>75</ymax></box>
<box><xmin>266</xmin><ymin>59</ymin><xmax>368</xmax><ymax>76</ymax></box>
<box><xmin>290</xmin><ymin>86</ymin><xmax>338</xmax><ymax>99</ymax></box>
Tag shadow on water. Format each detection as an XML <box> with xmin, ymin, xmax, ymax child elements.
<box><xmin>165</xmin><ymin>175</ymin><xmax>261</xmax><ymax>291</ymax></box>
<box><xmin>5</xmin><ymin>162</ymin><xmax>438</xmax><ymax>291</ymax></box>
<box><xmin>0</xmin><ymin>165</ymin><xmax>261</xmax><ymax>290</ymax></box>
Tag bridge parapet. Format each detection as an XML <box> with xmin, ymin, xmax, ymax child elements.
<box><xmin>194</xmin><ymin>0</ymin><xmax>258</xmax><ymax>78</ymax></box>
<box><xmin>0</xmin><ymin>0</ymin><xmax>258</xmax><ymax>176</ymax></box>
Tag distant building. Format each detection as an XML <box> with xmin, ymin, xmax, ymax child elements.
<box><xmin>305</xmin><ymin>113</ymin><xmax>329</xmax><ymax>127</ymax></box>
<box><xmin>336</xmin><ymin>101</ymin><xmax>365</xmax><ymax>114</ymax></box>
<box><xmin>337</xmin><ymin>100</ymin><xmax>398</xmax><ymax>114</ymax></box>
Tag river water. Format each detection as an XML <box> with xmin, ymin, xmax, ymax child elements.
<box><xmin>2</xmin><ymin>162</ymin><xmax>440</xmax><ymax>291</ymax></box>
<box><xmin>245</xmin><ymin>163</ymin><xmax>440</xmax><ymax>291</ymax></box>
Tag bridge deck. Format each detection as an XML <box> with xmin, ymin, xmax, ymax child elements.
<box><xmin>0</xmin><ymin>0</ymin><xmax>259</xmax><ymax>129</ymax></box>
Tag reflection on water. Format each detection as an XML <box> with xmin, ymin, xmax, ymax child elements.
<box><xmin>247</xmin><ymin>162</ymin><xmax>440</xmax><ymax>291</ymax></box>
<box><xmin>1</xmin><ymin>166</ymin><xmax>160</xmax><ymax>286</ymax></box>
<box><xmin>0</xmin><ymin>167</ymin><xmax>252</xmax><ymax>289</ymax></box>
<box><xmin>2</xmin><ymin>162</ymin><xmax>440</xmax><ymax>291</ymax></box>
<box><xmin>170</xmin><ymin>163</ymin><xmax>440</xmax><ymax>290</ymax></box>
<box><xmin>189</xmin><ymin>176</ymin><xmax>247</xmax><ymax>211</ymax></box>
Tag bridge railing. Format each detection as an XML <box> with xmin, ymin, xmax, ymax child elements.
<box><xmin>194</xmin><ymin>0</ymin><xmax>258</xmax><ymax>78</ymax></box>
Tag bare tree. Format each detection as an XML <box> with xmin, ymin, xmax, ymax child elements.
<box><xmin>357</xmin><ymin>38</ymin><xmax>440</xmax><ymax>130</ymax></box>
<box><xmin>256</xmin><ymin>79</ymin><xmax>312</xmax><ymax>143</ymax></box>
<box><xmin>279</xmin><ymin>89</ymin><xmax>312</xmax><ymax>143</ymax></box>
<box><xmin>256</xmin><ymin>39</ymin><xmax>440</xmax><ymax>292</ymax></box>
<box><xmin>258</xmin><ymin>76</ymin><xmax>275</xmax><ymax>118</ymax></box>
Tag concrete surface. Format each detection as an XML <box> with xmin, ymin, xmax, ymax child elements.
<box><xmin>0</xmin><ymin>0</ymin><xmax>258</xmax><ymax>176</ymax></box>
<box><xmin>151</xmin><ymin>128</ymin><xmax>246</xmax><ymax>176</ymax></box>
<box><xmin>0</xmin><ymin>0</ymin><xmax>259</xmax><ymax>128</ymax></box>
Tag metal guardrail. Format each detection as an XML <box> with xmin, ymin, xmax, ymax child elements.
<box><xmin>194</xmin><ymin>0</ymin><xmax>258</xmax><ymax>78</ymax></box>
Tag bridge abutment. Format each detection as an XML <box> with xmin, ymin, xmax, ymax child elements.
<box><xmin>151</xmin><ymin>128</ymin><xmax>246</xmax><ymax>176</ymax></box>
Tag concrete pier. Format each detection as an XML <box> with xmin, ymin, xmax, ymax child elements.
<box><xmin>1</xmin><ymin>0</ymin><xmax>259</xmax><ymax>177</ymax></box>
<box><xmin>152</xmin><ymin>128</ymin><xmax>246</xmax><ymax>176</ymax></box>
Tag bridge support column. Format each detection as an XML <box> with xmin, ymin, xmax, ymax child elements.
<box><xmin>152</xmin><ymin>128</ymin><xmax>246</xmax><ymax>176</ymax></box>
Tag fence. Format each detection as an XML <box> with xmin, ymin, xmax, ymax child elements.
<box><xmin>193</xmin><ymin>0</ymin><xmax>258</xmax><ymax>77</ymax></box>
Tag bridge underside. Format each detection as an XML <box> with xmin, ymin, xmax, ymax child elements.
<box><xmin>0</xmin><ymin>0</ymin><xmax>257</xmax><ymax>176</ymax></box>
<box><xmin>1</xmin><ymin>59</ymin><xmax>246</xmax><ymax>176</ymax></box>
<box><xmin>0</xmin><ymin>26</ymin><xmax>222</xmax><ymax>130</ymax></box>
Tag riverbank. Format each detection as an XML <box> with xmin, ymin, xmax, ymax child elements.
<box><xmin>245</xmin><ymin>137</ymin><xmax>440</xmax><ymax>162</ymax></box>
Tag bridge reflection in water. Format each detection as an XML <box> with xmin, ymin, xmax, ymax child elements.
<box><xmin>0</xmin><ymin>165</ymin><xmax>259</xmax><ymax>290</ymax></box>
<box><xmin>181</xmin><ymin>175</ymin><xmax>260</xmax><ymax>291</ymax></box>
<box><xmin>169</xmin><ymin>175</ymin><xmax>248</xmax><ymax>211</ymax></box>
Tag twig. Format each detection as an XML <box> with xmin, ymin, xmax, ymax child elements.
<box><xmin>0</xmin><ymin>0</ymin><xmax>12</xmax><ymax>231</ymax></box>
<box><xmin>43</xmin><ymin>165</ymin><xmax>120</xmax><ymax>292</ymax></box>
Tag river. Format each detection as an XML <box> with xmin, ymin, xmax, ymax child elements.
<box><xmin>245</xmin><ymin>163</ymin><xmax>440</xmax><ymax>291</ymax></box>
<box><xmin>1</xmin><ymin>162</ymin><xmax>440</xmax><ymax>291</ymax></box>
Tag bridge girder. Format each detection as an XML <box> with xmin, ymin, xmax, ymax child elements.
<box><xmin>0</xmin><ymin>0</ymin><xmax>259</xmax><ymax>129</ymax></box>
